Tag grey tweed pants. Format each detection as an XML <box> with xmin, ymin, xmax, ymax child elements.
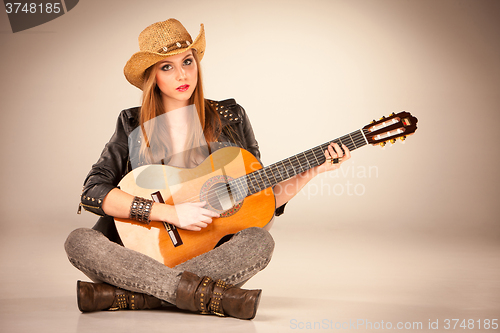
<box><xmin>64</xmin><ymin>227</ymin><xmax>274</xmax><ymax>304</ymax></box>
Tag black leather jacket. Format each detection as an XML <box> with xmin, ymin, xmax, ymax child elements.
<box><xmin>80</xmin><ymin>99</ymin><xmax>285</xmax><ymax>243</ymax></box>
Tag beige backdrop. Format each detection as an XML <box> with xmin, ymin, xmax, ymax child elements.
<box><xmin>0</xmin><ymin>0</ymin><xmax>499</xmax><ymax>329</ymax></box>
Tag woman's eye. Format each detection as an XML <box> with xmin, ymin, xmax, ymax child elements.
<box><xmin>184</xmin><ymin>58</ymin><xmax>193</xmax><ymax>66</ymax></box>
<box><xmin>161</xmin><ymin>64</ymin><xmax>172</xmax><ymax>71</ymax></box>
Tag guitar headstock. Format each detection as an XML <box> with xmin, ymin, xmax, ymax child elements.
<box><xmin>363</xmin><ymin>111</ymin><xmax>418</xmax><ymax>146</ymax></box>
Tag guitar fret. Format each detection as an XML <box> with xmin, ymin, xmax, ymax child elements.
<box><xmin>266</xmin><ymin>166</ymin><xmax>277</xmax><ymax>185</ymax></box>
<box><xmin>248</xmin><ymin>173</ymin><xmax>259</xmax><ymax>194</ymax></box>
<box><xmin>340</xmin><ymin>135</ymin><xmax>349</xmax><ymax>150</ymax></box>
<box><xmin>312</xmin><ymin>147</ymin><xmax>323</xmax><ymax>166</ymax></box>
<box><xmin>284</xmin><ymin>158</ymin><xmax>296</xmax><ymax>178</ymax></box>
<box><xmin>257</xmin><ymin>169</ymin><xmax>271</xmax><ymax>188</ymax></box>
<box><xmin>269</xmin><ymin>165</ymin><xmax>279</xmax><ymax>184</ymax></box>
<box><xmin>274</xmin><ymin>162</ymin><xmax>286</xmax><ymax>183</ymax></box>
<box><xmin>339</xmin><ymin>135</ymin><xmax>351</xmax><ymax>151</ymax></box>
<box><xmin>264</xmin><ymin>169</ymin><xmax>274</xmax><ymax>187</ymax></box>
<box><xmin>255</xmin><ymin>173</ymin><xmax>263</xmax><ymax>191</ymax></box>
<box><xmin>294</xmin><ymin>155</ymin><xmax>305</xmax><ymax>174</ymax></box>
<box><xmin>302</xmin><ymin>151</ymin><xmax>311</xmax><ymax>169</ymax></box>
<box><xmin>246</xmin><ymin>175</ymin><xmax>253</xmax><ymax>194</ymax></box>
<box><xmin>254</xmin><ymin>172</ymin><xmax>264</xmax><ymax>191</ymax></box>
<box><xmin>281</xmin><ymin>160</ymin><xmax>290</xmax><ymax>179</ymax></box>
<box><xmin>250</xmin><ymin>172</ymin><xmax>258</xmax><ymax>189</ymax></box>
<box><xmin>259</xmin><ymin>169</ymin><xmax>268</xmax><ymax>188</ymax></box>
<box><xmin>294</xmin><ymin>155</ymin><xmax>301</xmax><ymax>174</ymax></box>
<box><xmin>348</xmin><ymin>132</ymin><xmax>357</xmax><ymax>149</ymax></box>
<box><xmin>310</xmin><ymin>148</ymin><xmax>320</xmax><ymax>165</ymax></box>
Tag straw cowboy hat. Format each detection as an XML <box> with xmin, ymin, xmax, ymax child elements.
<box><xmin>124</xmin><ymin>19</ymin><xmax>205</xmax><ymax>90</ymax></box>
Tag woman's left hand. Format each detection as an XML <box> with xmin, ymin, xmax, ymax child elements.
<box><xmin>274</xmin><ymin>142</ymin><xmax>351</xmax><ymax>208</ymax></box>
<box><xmin>314</xmin><ymin>142</ymin><xmax>351</xmax><ymax>174</ymax></box>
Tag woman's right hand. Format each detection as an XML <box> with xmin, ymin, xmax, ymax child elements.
<box><xmin>156</xmin><ymin>201</ymin><xmax>220</xmax><ymax>231</ymax></box>
<box><xmin>102</xmin><ymin>189</ymin><xmax>218</xmax><ymax>231</ymax></box>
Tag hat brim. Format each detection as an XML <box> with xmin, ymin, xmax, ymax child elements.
<box><xmin>124</xmin><ymin>24</ymin><xmax>205</xmax><ymax>90</ymax></box>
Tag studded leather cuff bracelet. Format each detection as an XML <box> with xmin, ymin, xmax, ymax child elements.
<box><xmin>129</xmin><ymin>196</ymin><xmax>153</xmax><ymax>224</ymax></box>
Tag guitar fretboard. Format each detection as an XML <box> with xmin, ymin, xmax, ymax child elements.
<box><xmin>225</xmin><ymin>129</ymin><xmax>369</xmax><ymax>202</ymax></box>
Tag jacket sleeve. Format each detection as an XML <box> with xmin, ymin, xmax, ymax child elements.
<box><xmin>80</xmin><ymin>111</ymin><xmax>130</xmax><ymax>216</ymax></box>
<box><xmin>237</xmin><ymin>104</ymin><xmax>287</xmax><ymax>217</ymax></box>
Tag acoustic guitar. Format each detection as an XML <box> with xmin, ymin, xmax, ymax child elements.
<box><xmin>115</xmin><ymin>111</ymin><xmax>418</xmax><ymax>267</ymax></box>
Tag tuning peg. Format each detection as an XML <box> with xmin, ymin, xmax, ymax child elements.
<box><xmin>379</xmin><ymin>141</ymin><xmax>386</xmax><ymax>147</ymax></box>
<box><xmin>390</xmin><ymin>112</ymin><xmax>395</xmax><ymax>116</ymax></box>
<box><xmin>399</xmin><ymin>136</ymin><xmax>406</xmax><ymax>141</ymax></box>
<box><xmin>380</xmin><ymin>116</ymin><xmax>386</xmax><ymax>121</ymax></box>
<box><xmin>390</xmin><ymin>139</ymin><xmax>396</xmax><ymax>144</ymax></box>
<box><xmin>371</xmin><ymin>119</ymin><xmax>376</xmax><ymax>124</ymax></box>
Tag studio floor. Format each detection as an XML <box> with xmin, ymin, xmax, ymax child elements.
<box><xmin>1</xmin><ymin>223</ymin><xmax>499</xmax><ymax>333</ymax></box>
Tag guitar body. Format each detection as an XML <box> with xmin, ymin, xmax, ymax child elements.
<box><xmin>115</xmin><ymin>147</ymin><xmax>276</xmax><ymax>268</ymax></box>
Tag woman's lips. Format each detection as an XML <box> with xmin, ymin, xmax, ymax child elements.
<box><xmin>176</xmin><ymin>84</ymin><xmax>190</xmax><ymax>92</ymax></box>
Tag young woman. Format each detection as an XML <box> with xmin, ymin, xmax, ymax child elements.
<box><xmin>65</xmin><ymin>18</ymin><xmax>350</xmax><ymax>320</ymax></box>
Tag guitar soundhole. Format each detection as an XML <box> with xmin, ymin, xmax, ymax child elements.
<box><xmin>200</xmin><ymin>175</ymin><xmax>243</xmax><ymax>217</ymax></box>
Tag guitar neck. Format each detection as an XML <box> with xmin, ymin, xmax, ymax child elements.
<box><xmin>229</xmin><ymin>128</ymin><xmax>369</xmax><ymax>201</ymax></box>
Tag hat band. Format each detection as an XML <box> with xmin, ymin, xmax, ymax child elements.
<box><xmin>157</xmin><ymin>40</ymin><xmax>192</xmax><ymax>54</ymax></box>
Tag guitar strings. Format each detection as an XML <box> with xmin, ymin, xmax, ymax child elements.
<box><xmin>164</xmin><ymin>129</ymin><xmax>369</xmax><ymax>209</ymax></box>
<box><xmin>212</xmin><ymin>128</ymin><xmax>371</xmax><ymax>207</ymax></box>
<box><xmin>173</xmin><ymin>129</ymin><xmax>369</xmax><ymax>206</ymax></box>
<box><xmin>167</xmin><ymin>130</ymin><xmax>369</xmax><ymax>206</ymax></box>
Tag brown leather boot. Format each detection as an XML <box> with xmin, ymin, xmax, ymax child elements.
<box><xmin>175</xmin><ymin>271</ymin><xmax>261</xmax><ymax>320</ymax></box>
<box><xmin>77</xmin><ymin>281</ymin><xmax>163</xmax><ymax>312</ymax></box>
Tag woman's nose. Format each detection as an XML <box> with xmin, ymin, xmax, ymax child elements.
<box><xmin>177</xmin><ymin>67</ymin><xmax>186</xmax><ymax>80</ymax></box>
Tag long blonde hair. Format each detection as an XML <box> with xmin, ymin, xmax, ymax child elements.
<box><xmin>138</xmin><ymin>50</ymin><xmax>221</xmax><ymax>166</ymax></box>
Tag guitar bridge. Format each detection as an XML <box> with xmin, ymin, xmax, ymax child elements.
<box><xmin>151</xmin><ymin>191</ymin><xmax>183</xmax><ymax>247</ymax></box>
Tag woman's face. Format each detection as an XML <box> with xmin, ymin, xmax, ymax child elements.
<box><xmin>155</xmin><ymin>50</ymin><xmax>198</xmax><ymax>110</ymax></box>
